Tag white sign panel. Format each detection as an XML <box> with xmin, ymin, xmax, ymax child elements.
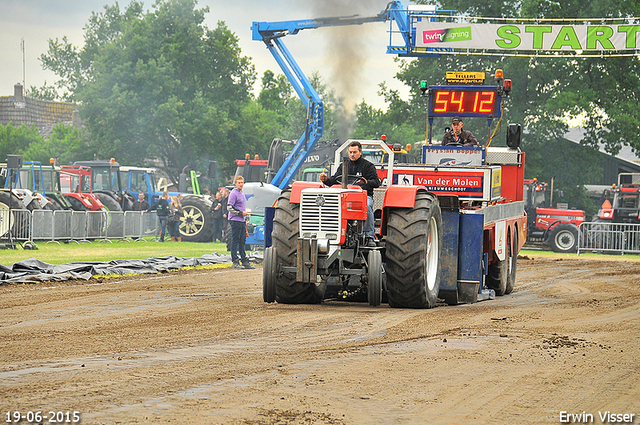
<box><xmin>495</xmin><ymin>220</ymin><xmax>507</xmax><ymax>261</ymax></box>
<box><xmin>423</xmin><ymin>146</ymin><xmax>485</xmax><ymax>166</ymax></box>
<box><xmin>415</xmin><ymin>22</ymin><xmax>640</xmax><ymax>52</ymax></box>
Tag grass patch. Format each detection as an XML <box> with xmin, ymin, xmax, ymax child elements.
<box><xmin>1</xmin><ymin>240</ymin><xmax>231</xmax><ymax>266</ymax></box>
<box><xmin>520</xmin><ymin>248</ymin><xmax>640</xmax><ymax>261</ymax></box>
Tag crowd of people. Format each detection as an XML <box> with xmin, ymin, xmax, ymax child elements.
<box><xmin>136</xmin><ymin>181</ymin><xmax>254</xmax><ymax>269</ymax></box>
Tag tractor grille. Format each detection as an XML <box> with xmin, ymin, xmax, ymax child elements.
<box><xmin>300</xmin><ymin>191</ymin><xmax>341</xmax><ymax>237</ymax></box>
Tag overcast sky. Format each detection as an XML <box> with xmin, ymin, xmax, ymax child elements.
<box><xmin>0</xmin><ymin>0</ymin><xmax>414</xmax><ymax>110</ymax></box>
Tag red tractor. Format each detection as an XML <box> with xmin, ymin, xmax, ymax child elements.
<box><xmin>59</xmin><ymin>166</ymin><xmax>106</xmax><ymax>212</ymax></box>
<box><xmin>523</xmin><ymin>178</ymin><xmax>584</xmax><ymax>253</ymax></box>
<box><xmin>597</xmin><ymin>173</ymin><xmax>640</xmax><ymax>224</ymax></box>
<box><xmin>264</xmin><ymin>135</ymin><xmax>527</xmax><ymax>307</ymax></box>
<box><xmin>263</xmin><ymin>71</ymin><xmax>526</xmax><ymax>308</ymax></box>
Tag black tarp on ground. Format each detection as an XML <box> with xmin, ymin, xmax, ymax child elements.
<box><xmin>0</xmin><ymin>252</ymin><xmax>263</xmax><ymax>283</ymax></box>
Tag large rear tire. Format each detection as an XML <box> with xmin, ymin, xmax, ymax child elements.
<box><xmin>263</xmin><ymin>246</ymin><xmax>277</xmax><ymax>303</ymax></box>
<box><xmin>95</xmin><ymin>193</ymin><xmax>122</xmax><ymax>212</ymax></box>
<box><xmin>66</xmin><ymin>196</ymin><xmax>89</xmax><ymax>212</ymax></box>
<box><xmin>179</xmin><ymin>196</ymin><xmax>214</xmax><ymax>242</ymax></box>
<box><xmin>549</xmin><ymin>223</ymin><xmax>579</xmax><ymax>253</ymax></box>
<box><xmin>385</xmin><ymin>191</ymin><xmax>443</xmax><ymax>309</ymax></box>
<box><xmin>272</xmin><ymin>190</ymin><xmax>322</xmax><ymax>304</ymax></box>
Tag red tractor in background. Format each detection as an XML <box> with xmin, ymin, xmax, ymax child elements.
<box><xmin>523</xmin><ymin>178</ymin><xmax>585</xmax><ymax>253</ymax></box>
<box><xmin>59</xmin><ymin>166</ymin><xmax>106</xmax><ymax>212</ymax></box>
<box><xmin>597</xmin><ymin>173</ymin><xmax>640</xmax><ymax>224</ymax></box>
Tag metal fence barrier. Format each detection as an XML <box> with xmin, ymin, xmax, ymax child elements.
<box><xmin>578</xmin><ymin>222</ymin><xmax>640</xmax><ymax>255</ymax></box>
<box><xmin>0</xmin><ymin>208</ymin><xmax>32</xmax><ymax>242</ymax></box>
<box><xmin>1</xmin><ymin>209</ymin><xmax>159</xmax><ymax>244</ymax></box>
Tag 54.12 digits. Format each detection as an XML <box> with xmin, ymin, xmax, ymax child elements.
<box><xmin>432</xmin><ymin>89</ymin><xmax>497</xmax><ymax>114</ymax></box>
<box><xmin>5</xmin><ymin>411</ymin><xmax>80</xmax><ymax>423</ymax></box>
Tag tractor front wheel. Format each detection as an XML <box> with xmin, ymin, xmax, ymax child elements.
<box><xmin>263</xmin><ymin>246</ymin><xmax>277</xmax><ymax>303</ymax></box>
<box><xmin>271</xmin><ymin>190</ymin><xmax>322</xmax><ymax>304</ymax></box>
<box><xmin>367</xmin><ymin>250</ymin><xmax>383</xmax><ymax>307</ymax></box>
<box><xmin>549</xmin><ymin>223</ymin><xmax>579</xmax><ymax>253</ymax></box>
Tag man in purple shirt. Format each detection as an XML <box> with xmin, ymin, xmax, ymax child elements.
<box><xmin>227</xmin><ymin>176</ymin><xmax>255</xmax><ymax>269</ymax></box>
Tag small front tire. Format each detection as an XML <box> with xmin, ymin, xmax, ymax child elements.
<box><xmin>263</xmin><ymin>246</ymin><xmax>277</xmax><ymax>303</ymax></box>
<box><xmin>367</xmin><ymin>250</ymin><xmax>383</xmax><ymax>307</ymax></box>
<box><xmin>549</xmin><ymin>223</ymin><xmax>579</xmax><ymax>253</ymax></box>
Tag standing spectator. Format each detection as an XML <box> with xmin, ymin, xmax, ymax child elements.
<box><xmin>227</xmin><ymin>176</ymin><xmax>255</xmax><ymax>269</ymax></box>
<box><xmin>210</xmin><ymin>191</ymin><xmax>224</xmax><ymax>242</ymax></box>
<box><xmin>168</xmin><ymin>195</ymin><xmax>183</xmax><ymax>242</ymax></box>
<box><xmin>132</xmin><ymin>192</ymin><xmax>150</xmax><ymax>211</ymax></box>
<box><xmin>150</xmin><ymin>191</ymin><xmax>170</xmax><ymax>242</ymax></box>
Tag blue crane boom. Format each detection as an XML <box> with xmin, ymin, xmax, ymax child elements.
<box><xmin>252</xmin><ymin>2</ymin><xmax>448</xmax><ymax>189</ymax></box>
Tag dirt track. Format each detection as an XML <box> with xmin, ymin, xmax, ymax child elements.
<box><xmin>1</xmin><ymin>256</ymin><xmax>640</xmax><ymax>424</ymax></box>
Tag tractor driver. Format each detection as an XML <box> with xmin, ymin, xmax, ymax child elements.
<box><xmin>442</xmin><ymin>116</ymin><xmax>479</xmax><ymax>147</ymax></box>
<box><xmin>320</xmin><ymin>141</ymin><xmax>380</xmax><ymax>247</ymax></box>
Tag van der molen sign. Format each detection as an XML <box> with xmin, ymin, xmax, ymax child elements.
<box><xmin>415</xmin><ymin>22</ymin><xmax>640</xmax><ymax>52</ymax></box>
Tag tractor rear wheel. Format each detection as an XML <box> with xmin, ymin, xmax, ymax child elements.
<box><xmin>179</xmin><ymin>196</ymin><xmax>214</xmax><ymax>242</ymax></box>
<box><xmin>263</xmin><ymin>246</ymin><xmax>277</xmax><ymax>303</ymax></box>
<box><xmin>0</xmin><ymin>191</ymin><xmax>27</xmax><ymax>238</ymax></box>
<box><xmin>272</xmin><ymin>190</ymin><xmax>322</xmax><ymax>304</ymax></box>
<box><xmin>487</xmin><ymin>230</ymin><xmax>513</xmax><ymax>296</ymax></box>
<box><xmin>95</xmin><ymin>193</ymin><xmax>122</xmax><ymax>212</ymax></box>
<box><xmin>549</xmin><ymin>223</ymin><xmax>579</xmax><ymax>253</ymax></box>
<box><xmin>385</xmin><ymin>191</ymin><xmax>442</xmax><ymax>309</ymax></box>
<box><xmin>367</xmin><ymin>250</ymin><xmax>383</xmax><ymax>307</ymax></box>
<box><xmin>66</xmin><ymin>196</ymin><xmax>88</xmax><ymax>211</ymax></box>
<box><xmin>505</xmin><ymin>231</ymin><xmax>517</xmax><ymax>295</ymax></box>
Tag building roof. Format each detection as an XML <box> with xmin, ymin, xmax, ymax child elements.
<box><xmin>0</xmin><ymin>83</ymin><xmax>77</xmax><ymax>136</ymax></box>
<box><xmin>564</xmin><ymin>127</ymin><xmax>640</xmax><ymax>165</ymax></box>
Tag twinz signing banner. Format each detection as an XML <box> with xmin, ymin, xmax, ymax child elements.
<box><xmin>415</xmin><ymin>22</ymin><xmax>640</xmax><ymax>52</ymax></box>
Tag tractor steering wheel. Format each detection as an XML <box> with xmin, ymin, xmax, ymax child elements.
<box><xmin>330</xmin><ymin>174</ymin><xmax>365</xmax><ymax>186</ymax></box>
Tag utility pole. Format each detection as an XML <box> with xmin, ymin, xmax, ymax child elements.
<box><xmin>21</xmin><ymin>38</ymin><xmax>26</xmax><ymax>88</ymax></box>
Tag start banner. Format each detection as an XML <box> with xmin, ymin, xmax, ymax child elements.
<box><xmin>415</xmin><ymin>22</ymin><xmax>640</xmax><ymax>52</ymax></box>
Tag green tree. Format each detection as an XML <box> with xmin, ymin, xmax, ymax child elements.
<box><xmin>20</xmin><ymin>123</ymin><xmax>93</xmax><ymax>165</ymax></box>
<box><xmin>353</xmin><ymin>82</ymin><xmax>424</xmax><ymax>145</ymax></box>
<box><xmin>39</xmin><ymin>0</ymin><xmax>257</xmax><ymax>184</ymax></box>
<box><xmin>277</xmin><ymin>71</ymin><xmax>342</xmax><ymax>141</ymax></box>
<box><xmin>0</xmin><ymin>123</ymin><xmax>43</xmax><ymax>162</ymax></box>
<box><xmin>257</xmin><ymin>70</ymin><xmax>292</xmax><ymax>121</ymax></box>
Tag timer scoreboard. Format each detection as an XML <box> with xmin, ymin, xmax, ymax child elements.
<box><xmin>427</xmin><ymin>86</ymin><xmax>501</xmax><ymax>118</ymax></box>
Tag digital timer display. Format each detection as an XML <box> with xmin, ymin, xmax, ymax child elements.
<box><xmin>428</xmin><ymin>86</ymin><xmax>501</xmax><ymax>118</ymax></box>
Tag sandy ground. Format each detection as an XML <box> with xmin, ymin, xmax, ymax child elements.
<box><xmin>1</xmin><ymin>255</ymin><xmax>640</xmax><ymax>425</ymax></box>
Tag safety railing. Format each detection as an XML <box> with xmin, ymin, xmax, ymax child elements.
<box><xmin>577</xmin><ymin>222</ymin><xmax>640</xmax><ymax>255</ymax></box>
<box><xmin>1</xmin><ymin>209</ymin><xmax>159</xmax><ymax>244</ymax></box>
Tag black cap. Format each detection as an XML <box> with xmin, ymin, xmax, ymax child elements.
<box><xmin>452</xmin><ymin>116</ymin><xmax>462</xmax><ymax>124</ymax></box>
